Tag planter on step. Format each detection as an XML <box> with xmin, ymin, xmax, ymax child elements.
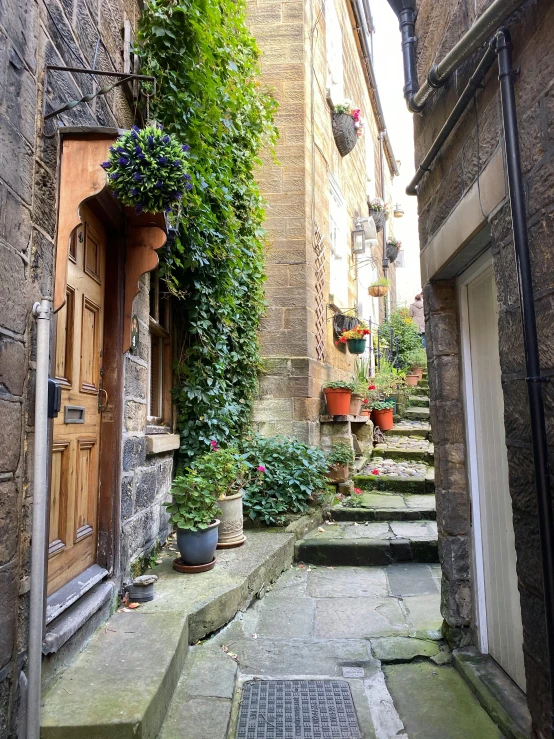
<box><xmin>327</xmin><ymin>463</ymin><xmax>349</xmax><ymax>483</ymax></box>
<box><xmin>372</xmin><ymin>408</ymin><xmax>394</xmax><ymax>432</ymax></box>
<box><xmin>405</xmin><ymin>373</ymin><xmax>419</xmax><ymax>387</ymax></box>
<box><xmin>346</xmin><ymin>338</ymin><xmax>367</xmax><ymax>355</ymax></box>
<box><xmin>361</xmin><ymin>409</ymin><xmax>371</xmax><ymax>417</ymax></box>
<box><xmin>324</xmin><ymin>387</ymin><xmax>352</xmax><ymax>416</ymax></box>
<box><xmin>349</xmin><ymin>393</ymin><xmax>364</xmax><ymax>416</ymax></box>
<box><xmin>176</xmin><ymin>519</ymin><xmax>220</xmax><ymax>566</ymax></box>
<box><xmin>332</xmin><ymin>113</ymin><xmax>358</xmax><ymax>157</ymax></box>
<box><xmin>414</xmin><ymin>368</ymin><xmax>424</xmax><ymax>381</ymax></box>
<box><xmin>217</xmin><ymin>491</ymin><xmax>245</xmax><ymax>547</ymax></box>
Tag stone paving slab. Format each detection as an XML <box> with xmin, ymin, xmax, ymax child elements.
<box><xmin>353</xmin><ymin>473</ymin><xmax>434</xmax><ymax>495</ymax></box>
<box><xmin>404</xmin><ymin>407</ymin><xmax>431</xmax><ymax>421</ymax></box>
<box><xmin>365</xmin><ymin>458</ymin><xmax>430</xmax><ymax>478</ymax></box>
<box><xmin>159</xmin><ymin>696</ymin><xmax>233</xmax><ymax>739</ymax></box>
<box><xmin>408</xmin><ymin>395</ymin><xmax>430</xmax><ymax>408</ymax></box>
<box><xmin>332</xmin><ymin>493</ymin><xmax>436</xmax><ymax>522</ymax></box>
<box><xmin>370</xmin><ymin>636</ymin><xmax>441</xmax><ymax>662</ymax></box>
<box><xmin>306</xmin><ymin>567</ymin><xmax>388</xmax><ymax>599</ymax></box>
<box><xmin>386</xmin><ymin>563</ymin><xmax>440</xmax><ymax>597</ymax></box>
<box><xmin>385</xmin><ymin>420</ymin><xmax>431</xmax><ymax>437</ymax></box>
<box><xmin>314</xmin><ymin>597</ymin><xmax>409</xmax><ymax>639</ymax></box>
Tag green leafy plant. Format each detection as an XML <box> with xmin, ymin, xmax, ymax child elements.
<box><xmin>404</xmin><ymin>347</ymin><xmax>427</xmax><ymax>371</ymax></box>
<box><xmin>380</xmin><ymin>307</ymin><xmax>422</xmax><ymax>368</ymax></box>
<box><xmin>324</xmin><ymin>380</ymin><xmax>357</xmax><ymax>391</ymax></box>
<box><xmin>239</xmin><ymin>436</ymin><xmax>328</xmax><ymax>525</ymax></box>
<box><xmin>369</xmin><ymin>277</ymin><xmax>390</xmax><ymax>288</ymax></box>
<box><xmin>327</xmin><ymin>442</ymin><xmax>355</xmax><ymax>467</ymax></box>
<box><xmin>372</xmin><ymin>400</ymin><xmax>395</xmax><ymax>411</ymax></box>
<box><xmin>137</xmin><ymin>0</ymin><xmax>278</xmax><ymax>462</ymax></box>
<box><xmin>101</xmin><ymin>124</ymin><xmax>191</xmax><ymax>214</ymax></box>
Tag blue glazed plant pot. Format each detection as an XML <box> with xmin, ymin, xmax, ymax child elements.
<box><xmin>347</xmin><ymin>338</ymin><xmax>367</xmax><ymax>354</ymax></box>
<box><xmin>176</xmin><ymin>519</ymin><xmax>220</xmax><ymax>566</ymax></box>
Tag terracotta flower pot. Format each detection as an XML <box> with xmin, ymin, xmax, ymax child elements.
<box><xmin>361</xmin><ymin>409</ymin><xmax>371</xmax><ymax>417</ymax></box>
<box><xmin>349</xmin><ymin>393</ymin><xmax>364</xmax><ymax>416</ymax></box>
<box><xmin>327</xmin><ymin>463</ymin><xmax>349</xmax><ymax>483</ymax></box>
<box><xmin>405</xmin><ymin>374</ymin><xmax>419</xmax><ymax>387</ymax></box>
<box><xmin>324</xmin><ymin>387</ymin><xmax>352</xmax><ymax>415</ymax></box>
<box><xmin>217</xmin><ymin>491</ymin><xmax>244</xmax><ymax>546</ymax></box>
<box><xmin>372</xmin><ymin>408</ymin><xmax>394</xmax><ymax>432</ymax></box>
<box><xmin>414</xmin><ymin>368</ymin><xmax>424</xmax><ymax>380</ymax></box>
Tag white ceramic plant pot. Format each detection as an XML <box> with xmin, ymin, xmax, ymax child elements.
<box><xmin>217</xmin><ymin>490</ymin><xmax>245</xmax><ymax>546</ymax></box>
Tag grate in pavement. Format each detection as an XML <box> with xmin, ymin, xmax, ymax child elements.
<box><xmin>236</xmin><ymin>680</ymin><xmax>361</xmax><ymax>739</ymax></box>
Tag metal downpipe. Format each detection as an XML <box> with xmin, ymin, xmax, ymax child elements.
<box><xmin>406</xmin><ymin>42</ymin><xmax>497</xmax><ymax>195</ymax></box>
<box><xmin>26</xmin><ymin>298</ymin><xmax>51</xmax><ymax>739</ymax></box>
<box><xmin>496</xmin><ymin>29</ymin><xmax>554</xmax><ymax>735</ymax></box>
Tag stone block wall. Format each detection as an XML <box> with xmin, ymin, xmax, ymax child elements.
<box><xmin>413</xmin><ymin>0</ymin><xmax>554</xmax><ymax>733</ymax></box>
<box><xmin>249</xmin><ymin>0</ymin><xmax>397</xmax><ymax>445</ymax></box>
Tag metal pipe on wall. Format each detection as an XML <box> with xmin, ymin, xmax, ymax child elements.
<box><xmin>26</xmin><ymin>298</ymin><xmax>51</xmax><ymax>739</ymax></box>
<box><xmin>496</xmin><ymin>29</ymin><xmax>554</xmax><ymax>734</ymax></box>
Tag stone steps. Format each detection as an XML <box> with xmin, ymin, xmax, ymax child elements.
<box><xmin>408</xmin><ymin>395</ymin><xmax>430</xmax><ymax>408</ymax></box>
<box><xmin>373</xmin><ymin>445</ymin><xmax>433</xmax><ymax>463</ymax></box>
<box><xmin>331</xmin><ymin>492</ymin><xmax>436</xmax><ymax>522</ymax></box>
<box><xmin>353</xmin><ymin>468</ymin><xmax>435</xmax><ymax>495</ymax></box>
<box><xmin>295</xmin><ymin>520</ymin><xmax>439</xmax><ymax>566</ymax></box>
<box><xmin>409</xmin><ymin>386</ymin><xmax>429</xmax><ymax>397</ymax></box>
<box><xmin>384</xmin><ymin>423</ymin><xmax>431</xmax><ymax>438</ymax></box>
<box><xmin>404</xmin><ymin>407</ymin><xmax>431</xmax><ymax>421</ymax></box>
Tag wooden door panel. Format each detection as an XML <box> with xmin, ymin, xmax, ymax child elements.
<box><xmin>48</xmin><ymin>204</ymin><xmax>106</xmax><ymax>595</ymax></box>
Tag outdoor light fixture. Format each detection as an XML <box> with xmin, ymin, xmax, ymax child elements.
<box><xmin>393</xmin><ymin>203</ymin><xmax>404</xmax><ymax>218</ymax></box>
<box><xmin>351</xmin><ymin>225</ymin><xmax>366</xmax><ymax>254</ymax></box>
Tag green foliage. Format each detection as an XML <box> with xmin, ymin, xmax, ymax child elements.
<box><xmin>239</xmin><ymin>436</ymin><xmax>328</xmax><ymax>526</ymax></box>
<box><xmin>373</xmin><ymin>359</ymin><xmax>406</xmax><ymax>396</ymax></box>
<box><xmin>372</xmin><ymin>400</ymin><xmax>395</xmax><ymax>411</ymax></box>
<box><xmin>324</xmin><ymin>380</ymin><xmax>356</xmax><ymax>391</ymax></box>
<box><xmin>381</xmin><ymin>307</ymin><xmax>421</xmax><ymax>368</ymax></box>
<box><xmin>137</xmin><ymin>0</ymin><xmax>278</xmax><ymax>462</ymax></box>
<box><xmin>327</xmin><ymin>442</ymin><xmax>355</xmax><ymax>467</ymax></box>
<box><xmin>101</xmin><ymin>125</ymin><xmax>190</xmax><ymax>214</ymax></box>
<box><xmin>404</xmin><ymin>347</ymin><xmax>427</xmax><ymax>370</ymax></box>
<box><xmin>370</xmin><ymin>277</ymin><xmax>390</xmax><ymax>288</ymax></box>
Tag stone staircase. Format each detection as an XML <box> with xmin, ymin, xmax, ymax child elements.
<box><xmin>296</xmin><ymin>374</ymin><xmax>437</xmax><ymax>567</ymax></box>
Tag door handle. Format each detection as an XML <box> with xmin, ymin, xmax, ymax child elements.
<box><xmin>98</xmin><ymin>388</ymin><xmax>108</xmax><ymax>412</ymax></box>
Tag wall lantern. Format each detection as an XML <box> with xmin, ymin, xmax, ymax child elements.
<box><xmin>393</xmin><ymin>203</ymin><xmax>405</xmax><ymax>218</ymax></box>
<box><xmin>351</xmin><ymin>226</ymin><xmax>366</xmax><ymax>254</ymax></box>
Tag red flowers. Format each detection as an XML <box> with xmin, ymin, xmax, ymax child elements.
<box><xmin>354</xmin><ymin>487</ymin><xmax>363</xmax><ymax>495</ymax></box>
<box><xmin>339</xmin><ymin>336</ymin><xmax>347</xmax><ymax>343</ymax></box>
<box><xmin>362</xmin><ymin>398</ymin><xmax>369</xmax><ymax>404</ymax></box>
<box><xmin>368</xmin><ymin>384</ymin><xmax>376</xmax><ymax>390</ymax></box>
<box><xmin>371</xmin><ymin>469</ymin><xmax>380</xmax><ymax>476</ymax></box>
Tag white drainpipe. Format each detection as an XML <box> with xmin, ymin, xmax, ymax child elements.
<box><xmin>26</xmin><ymin>298</ymin><xmax>51</xmax><ymax>739</ymax></box>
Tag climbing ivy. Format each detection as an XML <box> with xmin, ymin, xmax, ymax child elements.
<box><xmin>137</xmin><ymin>0</ymin><xmax>278</xmax><ymax>462</ymax></box>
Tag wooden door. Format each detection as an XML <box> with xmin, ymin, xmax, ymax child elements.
<box><xmin>48</xmin><ymin>205</ymin><xmax>106</xmax><ymax>595</ymax></box>
<box><xmin>466</xmin><ymin>265</ymin><xmax>526</xmax><ymax>690</ymax></box>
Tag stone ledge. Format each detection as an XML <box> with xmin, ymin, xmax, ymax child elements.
<box><xmin>320</xmin><ymin>414</ymin><xmax>369</xmax><ymax>423</ymax></box>
<box><xmin>41</xmin><ymin>532</ymin><xmax>295</xmax><ymax>739</ymax></box>
<box><xmin>452</xmin><ymin>647</ymin><xmax>531</xmax><ymax>739</ymax></box>
<box><xmin>145</xmin><ymin>433</ymin><xmax>180</xmax><ymax>455</ymax></box>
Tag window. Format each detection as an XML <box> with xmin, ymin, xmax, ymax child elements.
<box><xmin>329</xmin><ymin>174</ymin><xmax>349</xmax><ymax>311</ymax></box>
<box><xmin>147</xmin><ymin>270</ymin><xmax>171</xmax><ymax>426</ymax></box>
<box><xmin>325</xmin><ymin>0</ymin><xmax>344</xmax><ymax>105</ymax></box>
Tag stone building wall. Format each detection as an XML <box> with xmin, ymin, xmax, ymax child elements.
<box><xmin>0</xmin><ymin>0</ymin><xmax>173</xmax><ymax>732</ymax></box>
<box><xmin>412</xmin><ymin>0</ymin><xmax>554</xmax><ymax>734</ymax></box>
<box><xmin>249</xmin><ymin>0</ymin><xmax>396</xmax><ymax>446</ymax></box>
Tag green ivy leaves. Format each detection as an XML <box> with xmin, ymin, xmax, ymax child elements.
<box><xmin>137</xmin><ymin>0</ymin><xmax>278</xmax><ymax>462</ymax></box>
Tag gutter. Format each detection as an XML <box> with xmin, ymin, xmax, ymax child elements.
<box><xmin>350</xmin><ymin>0</ymin><xmax>399</xmax><ymax>177</ymax></box>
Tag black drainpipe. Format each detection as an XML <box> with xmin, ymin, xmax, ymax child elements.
<box><xmin>496</xmin><ymin>29</ymin><xmax>554</xmax><ymax>734</ymax></box>
<box><xmin>387</xmin><ymin>0</ymin><xmax>422</xmax><ymax>112</ymax></box>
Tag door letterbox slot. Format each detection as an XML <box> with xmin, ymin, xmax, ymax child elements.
<box><xmin>64</xmin><ymin>406</ymin><xmax>85</xmax><ymax>424</ymax></box>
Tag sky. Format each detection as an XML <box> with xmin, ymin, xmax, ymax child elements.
<box><xmin>372</xmin><ymin>0</ymin><xmax>422</xmax><ymax>307</ymax></box>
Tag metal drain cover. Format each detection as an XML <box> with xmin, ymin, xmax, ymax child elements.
<box><xmin>236</xmin><ymin>680</ymin><xmax>361</xmax><ymax>738</ymax></box>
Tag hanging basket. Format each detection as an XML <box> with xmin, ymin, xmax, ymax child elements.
<box><xmin>332</xmin><ymin>113</ymin><xmax>358</xmax><ymax>157</ymax></box>
<box><xmin>368</xmin><ymin>285</ymin><xmax>390</xmax><ymax>298</ymax></box>
<box><xmin>370</xmin><ymin>209</ymin><xmax>386</xmax><ymax>232</ymax></box>
<box><xmin>386</xmin><ymin>243</ymin><xmax>399</xmax><ymax>262</ymax></box>
<box><xmin>346</xmin><ymin>338</ymin><xmax>367</xmax><ymax>355</ymax></box>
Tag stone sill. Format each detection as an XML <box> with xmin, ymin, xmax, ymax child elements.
<box><xmin>320</xmin><ymin>414</ymin><xmax>369</xmax><ymax>423</ymax></box>
<box><xmin>46</xmin><ymin>564</ymin><xmax>108</xmax><ymax>625</ymax></box>
<box><xmin>145</xmin><ymin>433</ymin><xmax>180</xmax><ymax>455</ymax></box>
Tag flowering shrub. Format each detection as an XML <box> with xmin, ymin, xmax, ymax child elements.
<box><xmin>386</xmin><ymin>236</ymin><xmax>402</xmax><ymax>250</ymax></box>
<box><xmin>339</xmin><ymin>322</ymin><xmax>370</xmax><ymax>343</ymax></box>
<box><xmin>101</xmin><ymin>124</ymin><xmax>191</xmax><ymax>215</ymax></box>
<box><xmin>239</xmin><ymin>436</ymin><xmax>328</xmax><ymax>525</ymax></box>
<box><xmin>369</xmin><ymin>197</ymin><xmax>389</xmax><ymax>215</ymax></box>
<box><xmin>334</xmin><ymin>99</ymin><xmax>365</xmax><ymax>137</ymax></box>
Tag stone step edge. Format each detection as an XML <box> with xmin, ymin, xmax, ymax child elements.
<box><xmin>385</xmin><ymin>427</ymin><xmax>430</xmax><ymax>438</ymax></box>
<box><xmin>353</xmin><ymin>474</ymin><xmax>435</xmax><ymax>494</ymax></box>
<box><xmin>295</xmin><ymin>537</ymin><xmax>439</xmax><ymax>566</ymax></box>
<box><xmin>331</xmin><ymin>506</ymin><xmax>436</xmax><ymax>522</ymax></box>
<box><xmin>40</xmin><ymin>519</ymin><xmax>317</xmax><ymax>739</ymax></box>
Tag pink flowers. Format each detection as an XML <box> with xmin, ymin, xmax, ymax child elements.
<box><xmin>354</xmin><ymin>487</ymin><xmax>363</xmax><ymax>495</ymax></box>
<box><xmin>210</xmin><ymin>439</ymin><xmax>218</xmax><ymax>449</ymax></box>
<box><xmin>257</xmin><ymin>465</ymin><xmax>266</xmax><ymax>473</ymax></box>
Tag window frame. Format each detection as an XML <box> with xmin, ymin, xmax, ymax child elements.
<box><xmin>147</xmin><ymin>271</ymin><xmax>172</xmax><ymax>428</ymax></box>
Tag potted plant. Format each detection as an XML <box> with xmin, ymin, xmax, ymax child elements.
<box><xmin>372</xmin><ymin>400</ymin><xmax>395</xmax><ymax>431</ymax></box>
<box><xmin>165</xmin><ymin>464</ymin><xmax>221</xmax><ymax>571</ymax></box>
<box><xmin>349</xmin><ymin>376</ymin><xmax>368</xmax><ymax>415</ymax></box>
<box><xmin>369</xmin><ymin>198</ymin><xmax>389</xmax><ymax>232</ymax></box>
<box><xmin>194</xmin><ymin>444</ymin><xmax>249</xmax><ymax>548</ymax></box>
<box><xmin>338</xmin><ymin>321</ymin><xmax>370</xmax><ymax>354</ymax></box>
<box><xmin>405</xmin><ymin>347</ymin><xmax>427</xmax><ymax>381</ymax></box>
<box><xmin>386</xmin><ymin>237</ymin><xmax>402</xmax><ymax>263</ymax></box>
<box><xmin>324</xmin><ymin>380</ymin><xmax>355</xmax><ymax>415</ymax></box>
<box><xmin>101</xmin><ymin>124</ymin><xmax>192</xmax><ymax>215</ymax></box>
<box><xmin>326</xmin><ymin>442</ymin><xmax>355</xmax><ymax>483</ymax></box>
<box><xmin>368</xmin><ymin>277</ymin><xmax>390</xmax><ymax>298</ymax></box>
<box><xmin>332</xmin><ymin>100</ymin><xmax>365</xmax><ymax>157</ymax></box>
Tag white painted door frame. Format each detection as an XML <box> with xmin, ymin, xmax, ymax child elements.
<box><xmin>458</xmin><ymin>250</ymin><xmax>494</xmax><ymax>654</ymax></box>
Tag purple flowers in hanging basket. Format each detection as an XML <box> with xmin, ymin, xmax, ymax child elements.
<box><xmin>100</xmin><ymin>123</ymin><xmax>192</xmax><ymax>215</ymax></box>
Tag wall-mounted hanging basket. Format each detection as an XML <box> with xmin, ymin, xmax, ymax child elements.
<box><xmin>332</xmin><ymin>113</ymin><xmax>358</xmax><ymax>157</ymax></box>
<box><xmin>332</xmin><ymin>313</ymin><xmax>357</xmax><ymax>341</ymax></box>
<box><xmin>368</xmin><ymin>285</ymin><xmax>390</xmax><ymax>298</ymax></box>
<box><xmin>386</xmin><ymin>243</ymin><xmax>399</xmax><ymax>262</ymax></box>
<box><xmin>370</xmin><ymin>209</ymin><xmax>386</xmax><ymax>232</ymax></box>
